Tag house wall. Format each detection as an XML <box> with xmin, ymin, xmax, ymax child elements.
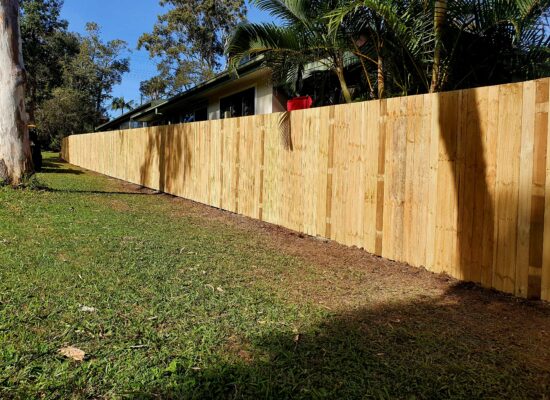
<box><xmin>206</xmin><ymin>69</ymin><xmax>276</xmax><ymax>120</ymax></box>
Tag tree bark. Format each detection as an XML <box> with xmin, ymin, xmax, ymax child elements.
<box><xmin>334</xmin><ymin>61</ymin><xmax>353</xmax><ymax>104</ymax></box>
<box><xmin>430</xmin><ymin>0</ymin><xmax>447</xmax><ymax>93</ymax></box>
<box><xmin>0</xmin><ymin>0</ymin><xmax>32</xmax><ymax>185</ymax></box>
<box><xmin>377</xmin><ymin>53</ymin><xmax>385</xmax><ymax>99</ymax></box>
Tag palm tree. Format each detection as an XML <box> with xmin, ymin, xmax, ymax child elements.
<box><xmin>111</xmin><ymin>97</ymin><xmax>135</xmax><ymax>116</ymax></box>
<box><xmin>447</xmin><ymin>0</ymin><xmax>549</xmax><ymax>88</ymax></box>
<box><xmin>328</xmin><ymin>0</ymin><xmax>549</xmax><ymax>97</ymax></box>
<box><xmin>328</xmin><ymin>0</ymin><xmax>432</xmax><ymax>98</ymax></box>
<box><xmin>226</xmin><ymin>0</ymin><xmax>355</xmax><ymax>103</ymax></box>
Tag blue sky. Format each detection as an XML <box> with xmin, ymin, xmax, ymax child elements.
<box><xmin>60</xmin><ymin>0</ymin><xmax>274</xmax><ymax>109</ymax></box>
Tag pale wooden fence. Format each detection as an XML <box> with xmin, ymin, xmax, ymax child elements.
<box><xmin>62</xmin><ymin>78</ymin><xmax>550</xmax><ymax>301</ymax></box>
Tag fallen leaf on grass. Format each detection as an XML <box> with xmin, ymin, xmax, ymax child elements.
<box><xmin>216</xmin><ymin>286</ymin><xmax>224</xmax><ymax>293</ymax></box>
<box><xmin>78</xmin><ymin>305</ymin><xmax>97</xmax><ymax>313</ymax></box>
<box><xmin>59</xmin><ymin>346</ymin><xmax>85</xmax><ymax>361</ymax></box>
<box><xmin>130</xmin><ymin>345</ymin><xmax>148</xmax><ymax>349</ymax></box>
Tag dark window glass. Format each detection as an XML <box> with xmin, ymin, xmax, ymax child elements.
<box><xmin>220</xmin><ymin>88</ymin><xmax>255</xmax><ymax>119</ymax></box>
<box><xmin>195</xmin><ymin>107</ymin><xmax>208</xmax><ymax>122</ymax></box>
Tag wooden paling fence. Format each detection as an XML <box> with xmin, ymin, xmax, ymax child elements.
<box><xmin>62</xmin><ymin>78</ymin><xmax>550</xmax><ymax>301</ymax></box>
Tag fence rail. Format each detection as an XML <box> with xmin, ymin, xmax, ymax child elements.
<box><xmin>62</xmin><ymin>78</ymin><xmax>550</xmax><ymax>301</ymax></box>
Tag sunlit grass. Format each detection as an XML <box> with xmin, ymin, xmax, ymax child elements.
<box><xmin>0</xmin><ymin>153</ymin><xmax>548</xmax><ymax>399</ymax></box>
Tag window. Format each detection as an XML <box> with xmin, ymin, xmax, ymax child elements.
<box><xmin>220</xmin><ymin>88</ymin><xmax>255</xmax><ymax>119</ymax></box>
<box><xmin>175</xmin><ymin>106</ymin><xmax>208</xmax><ymax>123</ymax></box>
<box><xmin>194</xmin><ymin>107</ymin><xmax>208</xmax><ymax>122</ymax></box>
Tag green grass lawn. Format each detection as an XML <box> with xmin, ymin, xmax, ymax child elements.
<box><xmin>1</xmin><ymin>153</ymin><xmax>549</xmax><ymax>399</ymax></box>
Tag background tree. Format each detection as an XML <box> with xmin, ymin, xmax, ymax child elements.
<box><xmin>139</xmin><ymin>75</ymin><xmax>169</xmax><ymax>101</ymax></box>
<box><xmin>35</xmin><ymin>22</ymin><xmax>131</xmax><ymax>148</ymax></box>
<box><xmin>111</xmin><ymin>97</ymin><xmax>135</xmax><ymax>116</ymax></box>
<box><xmin>63</xmin><ymin>23</ymin><xmax>130</xmax><ymax>120</ymax></box>
<box><xmin>20</xmin><ymin>0</ymin><xmax>79</xmax><ymax>122</ymax></box>
<box><xmin>138</xmin><ymin>0</ymin><xmax>247</xmax><ymax>95</ymax></box>
<box><xmin>0</xmin><ymin>0</ymin><xmax>33</xmax><ymax>184</ymax></box>
<box><xmin>36</xmin><ymin>87</ymin><xmax>96</xmax><ymax>150</ymax></box>
<box><xmin>328</xmin><ymin>0</ymin><xmax>549</xmax><ymax>98</ymax></box>
<box><xmin>226</xmin><ymin>0</ymin><xmax>355</xmax><ymax>103</ymax></box>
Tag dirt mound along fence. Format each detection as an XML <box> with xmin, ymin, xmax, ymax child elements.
<box><xmin>62</xmin><ymin>78</ymin><xmax>550</xmax><ymax>301</ymax></box>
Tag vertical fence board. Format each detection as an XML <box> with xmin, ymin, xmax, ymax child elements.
<box><xmin>434</xmin><ymin>91</ymin><xmax>459</xmax><ymax>276</ymax></box>
<box><xmin>425</xmin><ymin>94</ymin><xmax>439</xmax><ymax>271</ymax></box>
<box><xmin>541</xmin><ymin>80</ymin><xmax>550</xmax><ymax>301</ymax></box>
<box><xmin>493</xmin><ymin>83</ymin><xmax>523</xmax><ymax>294</ymax></box>
<box><xmin>362</xmin><ymin>100</ymin><xmax>380</xmax><ymax>254</ymax></box>
<box><xmin>515</xmin><ymin>81</ymin><xmax>536</xmax><ymax>297</ymax></box>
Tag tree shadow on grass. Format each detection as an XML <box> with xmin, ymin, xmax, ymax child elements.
<box><xmin>40</xmin><ymin>155</ymin><xmax>161</xmax><ymax>195</ymax></box>
<box><xmin>41</xmin><ymin>156</ymin><xmax>83</xmax><ymax>175</ymax></box>
<box><xmin>138</xmin><ymin>285</ymin><xmax>550</xmax><ymax>399</ymax></box>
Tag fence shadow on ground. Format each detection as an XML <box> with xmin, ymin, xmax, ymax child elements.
<box><xmin>138</xmin><ymin>284</ymin><xmax>550</xmax><ymax>399</ymax></box>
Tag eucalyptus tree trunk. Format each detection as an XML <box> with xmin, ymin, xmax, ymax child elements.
<box><xmin>0</xmin><ymin>0</ymin><xmax>32</xmax><ymax>185</ymax></box>
<box><xmin>430</xmin><ymin>0</ymin><xmax>447</xmax><ymax>93</ymax></box>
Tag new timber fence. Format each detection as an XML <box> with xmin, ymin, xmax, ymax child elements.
<box><xmin>62</xmin><ymin>78</ymin><xmax>550</xmax><ymax>301</ymax></box>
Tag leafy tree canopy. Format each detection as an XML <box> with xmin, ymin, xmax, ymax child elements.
<box><xmin>228</xmin><ymin>0</ymin><xmax>549</xmax><ymax>102</ymax></box>
<box><xmin>20</xmin><ymin>0</ymin><xmax>79</xmax><ymax>120</ymax></box>
<box><xmin>36</xmin><ymin>87</ymin><xmax>97</xmax><ymax>151</ymax></box>
<box><xmin>140</xmin><ymin>76</ymin><xmax>169</xmax><ymax>101</ymax></box>
<box><xmin>63</xmin><ymin>23</ymin><xmax>130</xmax><ymax>117</ymax></box>
<box><xmin>33</xmin><ymin>21</ymin><xmax>130</xmax><ymax>147</ymax></box>
<box><xmin>138</xmin><ymin>0</ymin><xmax>247</xmax><ymax>95</ymax></box>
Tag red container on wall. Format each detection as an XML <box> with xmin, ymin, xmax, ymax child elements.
<box><xmin>287</xmin><ymin>96</ymin><xmax>313</xmax><ymax>111</ymax></box>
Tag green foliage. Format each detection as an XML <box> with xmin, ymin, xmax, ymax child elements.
<box><xmin>63</xmin><ymin>23</ymin><xmax>130</xmax><ymax>117</ymax></box>
<box><xmin>20</xmin><ymin>2</ymin><xmax>130</xmax><ymax>148</ymax></box>
<box><xmin>31</xmin><ymin>22</ymin><xmax>130</xmax><ymax>148</ymax></box>
<box><xmin>138</xmin><ymin>0</ymin><xmax>247</xmax><ymax>95</ymax></box>
<box><xmin>226</xmin><ymin>0</ymin><xmax>355</xmax><ymax>103</ymax></box>
<box><xmin>139</xmin><ymin>75</ymin><xmax>169</xmax><ymax>101</ymax></box>
<box><xmin>35</xmin><ymin>88</ymin><xmax>97</xmax><ymax>151</ymax></box>
<box><xmin>20</xmin><ymin>0</ymin><xmax>79</xmax><ymax>119</ymax></box>
<box><xmin>228</xmin><ymin>0</ymin><xmax>548</xmax><ymax>102</ymax></box>
<box><xmin>327</xmin><ymin>0</ymin><xmax>550</xmax><ymax>97</ymax></box>
<box><xmin>111</xmin><ymin>97</ymin><xmax>136</xmax><ymax>116</ymax></box>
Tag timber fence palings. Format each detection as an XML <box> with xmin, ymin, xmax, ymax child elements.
<box><xmin>62</xmin><ymin>78</ymin><xmax>550</xmax><ymax>301</ymax></box>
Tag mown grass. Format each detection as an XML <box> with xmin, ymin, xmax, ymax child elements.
<box><xmin>0</xmin><ymin>153</ymin><xmax>549</xmax><ymax>399</ymax></box>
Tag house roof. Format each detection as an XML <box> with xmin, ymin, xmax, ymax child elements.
<box><xmin>95</xmin><ymin>100</ymin><xmax>164</xmax><ymax>132</ymax></box>
<box><xmin>96</xmin><ymin>57</ymin><xmax>267</xmax><ymax>130</ymax></box>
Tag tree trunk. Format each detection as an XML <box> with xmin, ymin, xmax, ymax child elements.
<box><xmin>334</xmin><ymin>63</ymin><xmax>352</xmax><ymax>104</ymax></box>
<box><xmin>377</xmin><ymin>53</ymin><xmax>385</xmax><ymax>99</ymax></box>
<box><xmin>430</xmin><ymin>0</ymin><xmax>447</xmax><ymax>93</ymax></box>
<box><xmin>0</xmin><ymin>0</ymin><xmax>32</xmax><ymax>185</ymax></box>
